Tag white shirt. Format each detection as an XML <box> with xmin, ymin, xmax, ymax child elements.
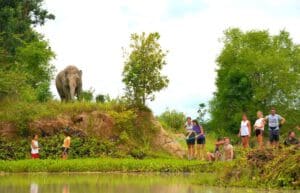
<box><xmin>31</xmin><ymin>140</ymin><xmax>39</xmax><ymax>154</ymax></box>
<box><xmin>240</xmin><ymin>120</ymin><xmax>250</xmax><ymax>136</ymax></box>
<box><xmin>254</xmin><ymin>118</ymin><xmax>264</xmax><ymax>131</ymax></box>
<box><xmin>185</xmin><ymin>122</ymin><xmax>193</xmax><ymax>132</ymax></box>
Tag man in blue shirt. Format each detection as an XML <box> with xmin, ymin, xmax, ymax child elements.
<box><xmin>265</xmin><ymin>107</ymin><xmax>286</xmax><ymax>148</ymax></box>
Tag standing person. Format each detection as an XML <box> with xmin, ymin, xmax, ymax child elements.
<box><xmin>31</xmin><ymin>134</ymin><xmax>40</xmax><ymax>159</ymax></box>
<box><xmin>192</xmin><ymin>120</ymin><xmax>205</xmax><ymax>160</ymax></box>
<box><xmin>223</xmin><ymin>137</ymin><xmax>234</xmax><ymax>161</ymax></box>
<box><xmin>62</xmin><ymin>131</ymin><xmax>71</xmax><ymax>160</ymax></box>
<box><xmin>185</xmin><ymin>117</ymin><xmax>195</xmax><ymax>160</ymax></box>
<box><xmin>238</xmin><ymin>114</ymin><xmax>251</xmax><ymax>148</ymax></box>
<box><xmin>265</xmin><ymin>107</ymin><xmax>286</xmax><ymax>148</ymax></box>
<box><xmin>254</xmin><ymin>111</ymin><xmax>265</xmax><ymax>149</ymax></box>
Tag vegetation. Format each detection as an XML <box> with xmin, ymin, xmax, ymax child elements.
<box><xmin>0</xmin><ymin>158</ymin><xmax>210</xmax><ymax>173</ymax></box>
<box><xmin>0</xmin><ymin>147</ymin><xmax>299</xmax><ymax>189</ymax></box>
<box><xmin>0</xmin><ymin>99</ymin><xmax>167</xmax><ymax>158</ymax></box>
<box><xmin>0</xmin><ymin>0</ymin><xmax>55</xmax><ymax>102</ymax></box>
<box><xmin>0</xmin><ymin>135</ymin><xmax>168</xmax><ymax>160</ymax></box>
<box><xmin>157</xmin><ymin>109</ymin><xmax>186</xmax><ymax>132</ymax></box>
<box><xmin>210</xmin><ymin>28</ymin><xmax>300</xmax><ymax>134</ymax></box>
<box><xmin>0</xmin><ymin>2</ymin><xmax>299</xmax><ymax>190</ymax></box>
<box><xmin>122</xmin><ymin>32</ymin><xmax>169</xmax><ymax>107</ymax></box>
<box><xmin>79</xmin><ymin>88</ymin><xmax>95</xmax><ymax>102</ymax></box>
<box><xmin>197</xmin><ymin>103</ymin><xmax>208</xmax><ymax>124</ymax></box>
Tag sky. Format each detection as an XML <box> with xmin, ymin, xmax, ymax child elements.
<box><xmin>37</xmin><ymin>0</ymin><xmax>300</xmax><ymax>118</ymax></box>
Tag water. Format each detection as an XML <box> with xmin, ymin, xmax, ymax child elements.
<box><xmin>0</xmin><ymin>173</ymin><xmax>298</xmax><ymax>193</ymax></box>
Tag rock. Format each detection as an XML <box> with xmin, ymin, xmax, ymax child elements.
<box><xmin>153</xmin><ymin>123</ymin><xmax>186</xmax><ymax>158</ymax></box>
<box><xmin>0</xmin><ymin>122</ymin><xmax>17</xmax><ymax>138</ymax></box>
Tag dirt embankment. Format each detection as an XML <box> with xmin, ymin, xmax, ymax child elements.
<box><xmin>0</xmin><ymin>111</ymin><xmax>185</xmax><ymax>158</ymax></box>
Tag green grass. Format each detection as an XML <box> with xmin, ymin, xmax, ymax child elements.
<box><xmin>0</xmin><ymin>99</ymin><xmax>130</xmax><ymax>123</ymax></box>
<box><xmin>0</xmin><ymin>158</ymin><xmax>216</xmax><ymax>173</ymax></box>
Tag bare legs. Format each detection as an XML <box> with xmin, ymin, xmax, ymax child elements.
<box><xmin>256</xmin><ymin>134</ymin><xmax>264</xmax><ymax>149</ymax></box>
<box><xmin>241</xmin><ymin>136</ymin><xmax>249</xmax><ymax>148</ymax></box>
<box><xmin>196</xmin><ymin>144</ymin><xmax>206</xmax><ymax>160</ymax></box>
<box><xmin>187</xmin><ymin>144</ymin><xmax>195</xmax><ymax>160</ymax></box>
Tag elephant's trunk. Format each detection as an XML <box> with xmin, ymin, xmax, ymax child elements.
<box><xmin>69</xmin><ymin>80</ymin><xmax>76</xmax><ymax>100</ymax></box>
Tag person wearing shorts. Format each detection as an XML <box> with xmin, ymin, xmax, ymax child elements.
<box><xmin>265</xmin><ymin>108</ymin><xmax>285</xmax><ymax>148</ymax></box>
<box><xmin>254</xmin><ymin>111</ymin><xmax>265</xmax><ymax>149</ymax></box>
<box><xmin>185</xmin><ymin>117</ymin><xmax>195</xmax><ymax>160</ymax></box>
<box><xmin>31</xmin><ymin>134</ymin><xmax>40</xmax><ymax>159</ymax></box>
<box><xmin>207</xmin><ymin>138</ymin><xmax>223</xmax><ymax>161</ymax></box>
<box><xmin>192</xmin><ymin>119</ymin><xmax>205</xmax><ymax>160</ymax></box>
<box><xmin>238</xmin><ymin>114</ymin><xmax>251</xmax><ymax>148</ymax></box>
<box><xmin>62</xmin><ymin>130</ymin><xmax>71</xmax><ymax>160</ymax></box>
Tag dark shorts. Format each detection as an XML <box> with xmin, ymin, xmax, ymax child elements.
<box><xmin>255</xmin><ymin>129</ymin><xmax>263</xmax><ymax>137</ymax></box>
<box><xmin>197</xmin><ymin>135</ymin><xmax>206</xmax><ymax>144</ymax></box>
<box><xmin>186</xmin><ymin>132</ymin><xmax>196</xmax><ymax>145</ymax></box>
<box><xmin>269</xmin><ymin>129</ymin><xmax>279</xmax><ymax>142</ymax></box>
<box><xmin>62</xmin><ymin>147</ymin><xmax>69</xmax><ymax>154</ymax></box>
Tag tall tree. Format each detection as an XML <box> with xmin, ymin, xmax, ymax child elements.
<box><xmin>0</xmin><ymin>0</ymin><xmax>55</xmax><ymax>101</ymax></box>
<box><xmin>210</xmin><ymin>28</ymin><xmax>300</xmax><ymax>133</ymax></box>
<box><xmin>122</xmin><ymin>32</ymin><xmax>169</xmax><ymax>107</ymax></box>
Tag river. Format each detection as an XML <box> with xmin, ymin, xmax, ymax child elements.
<box><xmin>0</xmin><ymin>173</ymin><xmax>298</xmax><ymax>193</ymax></box>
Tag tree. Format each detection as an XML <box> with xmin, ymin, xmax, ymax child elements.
<box><xmin>95</xmin><ymin>94</ymin><xmax>105</xmax><ymax>103</ymax></box>
<box><xmin>197</xmin><ymin>103</ymin><xmax>208</xmax><ymax>123</ymax></box>
<box><xmin>210</xmin><ymin>28</ymin><xmax>300</xmax><ymax>134</ymax></box>
<box><xmin>79</xmin><ymin>88</ymin><xmax>94</xmax><ymax>102</ymax></box>
<box><xmin>0</xmin><ymin>0</ymin><xmax>55</xmax><ymax>101</ymax></box>
<box><xmin>122</xmin><ymin>32</ymin><xmax>169</xmax><ymax>107</ymax></box>
<box><xmin>158</xmin><ymin>109</ymin><xmax>186</xmax><ymax>132</ymax></box>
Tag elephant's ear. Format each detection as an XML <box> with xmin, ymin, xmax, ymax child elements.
<box><xmin>79</xmin><ymin>70</ymin><xmax>82</xmax><ymax>76</ymax></box>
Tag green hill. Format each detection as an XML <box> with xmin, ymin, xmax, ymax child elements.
<box><xmin>0</xmin><ymin>100</ymin><xmax>184</xmax><ymax>160</ymax></box>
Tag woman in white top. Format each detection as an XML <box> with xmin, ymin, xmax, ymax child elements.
<box><xmin>238</xmin><ymin>114</ymin><xmax>251</xmax><ymax>148</ymax></box>
<box><xmin>184</xmin><ymin>117</ymin><xmax>195</xmax><ymax>160</ymax></box>
<box><xmin>254</xmin><ymin>111</ymin><xmax>265</xmax><ymax>149</ymax></box>
<box><xmin>31</xmin><ymin>134</ymin><xmax>40</xmax><ymax>159</ymax></box>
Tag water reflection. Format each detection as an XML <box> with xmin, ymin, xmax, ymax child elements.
<box><xmin>62</xmin><ymin>184</ymin><xmax>69</xmax><ymax>193</ymax></box>
<box><xmin>0</xmin><ymin>174</ymin><xmax>298</xmax><ymax>193</ymax></box>
<box><xmin>30</xmin><ymin>183</ymin><xmax>38</xmax><ymax>193</ymax></box>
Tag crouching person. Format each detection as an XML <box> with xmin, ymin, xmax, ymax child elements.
<box><xmin>207</xmin><ymin>137</ymin><xmax>223</xmax><ymax>161</ymax></box>
<box><xmin>207</xmin><ymin>137</ymin><xmax>234</xmax><ymax>161</ymax></box>
<box><xmin>223</xmin><ymin>137</ymin><xmax>234</xmax><ymax>161</ymax></box>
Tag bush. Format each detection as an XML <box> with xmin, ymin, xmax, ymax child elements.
<box><xmin>95</xmin><ymin>94</ymin><xmax>105</xmax><ymax>103</ymax></box>
<box><xmin>79</xmin><ymin>88</ymin><xmax>94</xmax><ymax>102</ymax></box>
<box><xmin>157</xmin><ymin>109</ymin><xmax>186</xmax><ymax>132</ymax></box>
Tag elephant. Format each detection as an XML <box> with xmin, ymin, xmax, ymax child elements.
<box><xmin>56</xmin><ymin>65</ymin><xmax>82</xmax><ymax>101</ymax></box>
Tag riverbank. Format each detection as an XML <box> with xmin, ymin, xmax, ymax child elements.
<box><xmin>0</xmin><ymin>148</ymin><xmax>299</xmax><ymax>189</ymax></box>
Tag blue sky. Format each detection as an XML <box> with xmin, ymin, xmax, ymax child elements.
<box><xmin>38</xmin><ymin>0</ymin><xmax>300</xmax><ymax>118</ymax></box>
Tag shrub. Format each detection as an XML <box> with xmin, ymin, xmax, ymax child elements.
<box><xmin>157</xmin><ymin>109</ymin><xmax>186</xmax><ymax>132</ymax></box>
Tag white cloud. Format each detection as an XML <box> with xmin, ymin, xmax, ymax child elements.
<box><xmin>37</xmin><ymin>0</ymin><xmax>300</xmax><ymax>118</ymax></box>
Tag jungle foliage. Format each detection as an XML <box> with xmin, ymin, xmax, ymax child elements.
<box><xmin>0</xmin><ymin>0</ymin><xmax>55</xmax><ymax>102</ymax></box>
<box><xmin>210</xmin><ymin>28</ymin><xmax>300</xmax><ymax>134</ymax></box>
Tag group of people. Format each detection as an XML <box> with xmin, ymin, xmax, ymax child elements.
<box><xmin>185</xmin><ymin>107</ymin><xmax>299</xmax><ymax>161</ymax></box>
<box><xmin>30</xmin><ymin>130</ymin><xmax>71</xmax><ymax>159</ymax></box>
